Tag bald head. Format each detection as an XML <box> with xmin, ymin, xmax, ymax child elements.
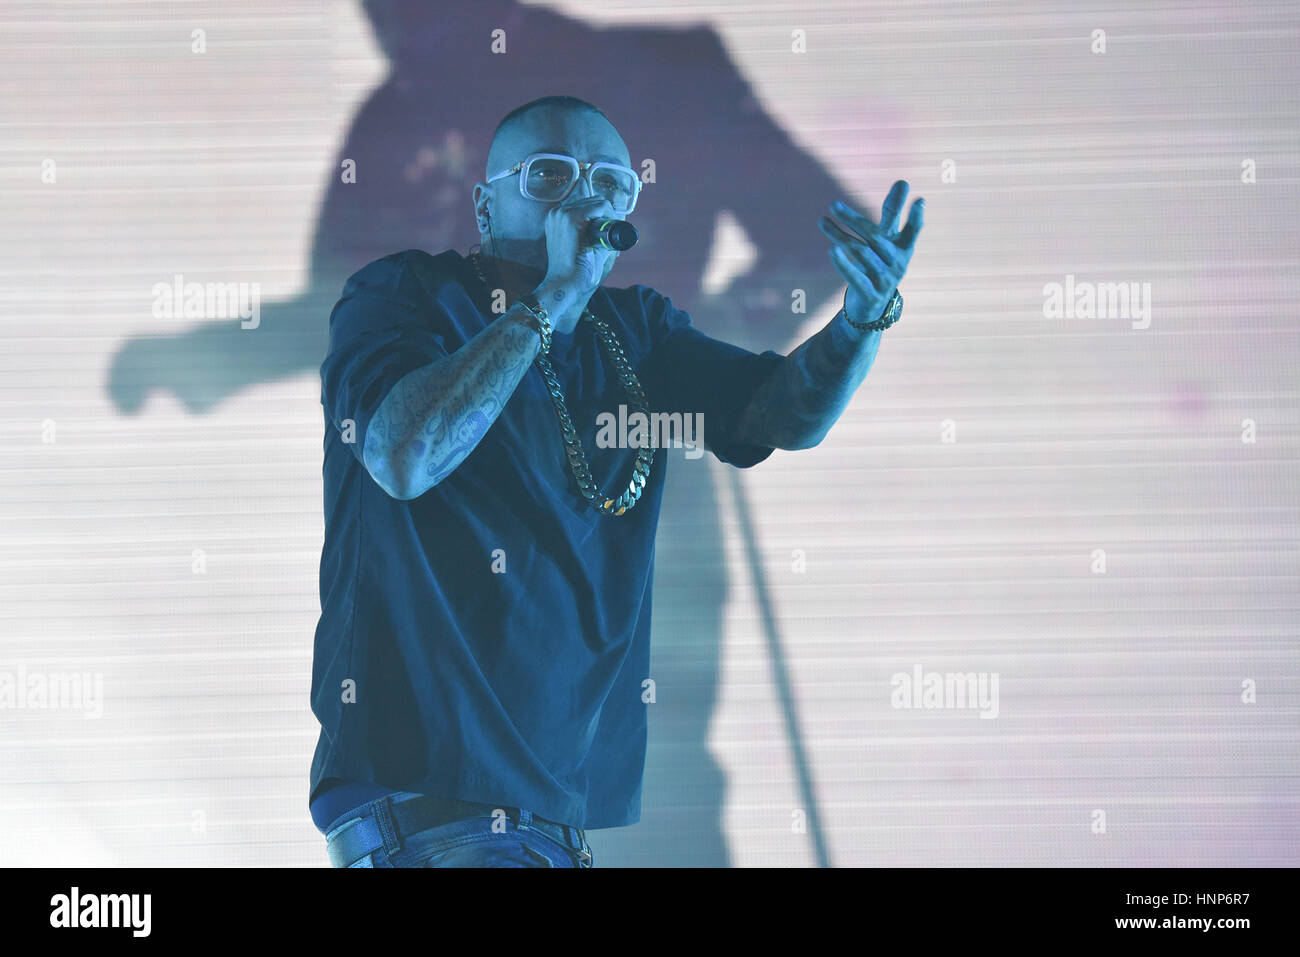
<box><xmin>474</xmin><ymin>97</ymin><xmax>632</xmax><ymax>278</ymax></box>
<box><xmin>486</xmin><ymin>95</ymin><xmax>628</xmax><ymax>179</ymax></box>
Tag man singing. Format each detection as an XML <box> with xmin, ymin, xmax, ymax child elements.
<box><xmin>308</xmin><ymin>94</ymin><xmax>923</xmax><ymax>867</ymax></box>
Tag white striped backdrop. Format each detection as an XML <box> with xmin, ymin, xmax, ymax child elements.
<box><xmin>1</xmin><ymin>0</ymin><xmax>1297</xmax><ymax>866</ymax></box>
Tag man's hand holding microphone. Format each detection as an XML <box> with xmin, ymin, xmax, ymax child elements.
<box><xmin>530</xmin><ymin>194</ymin><xmax>623</xmax><ymax>334</ymax></box>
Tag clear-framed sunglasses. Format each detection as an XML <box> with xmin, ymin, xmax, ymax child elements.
<box><xmin>487</xmin><ymin>152</ymin><xmax>641</xmax><ymax>215</ymax></box>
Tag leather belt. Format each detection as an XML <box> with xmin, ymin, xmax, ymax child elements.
<box><xmin>326</xmin><ymin>793</ymin><xmax>591</xmax><ymax>868</ymax></box>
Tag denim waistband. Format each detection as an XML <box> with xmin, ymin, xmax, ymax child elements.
<box><xmin>324</xmin><ymin>791</ymin><xmax>591</xmax><ymax>867</ymax></box>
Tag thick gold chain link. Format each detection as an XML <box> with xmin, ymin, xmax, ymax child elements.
<box><xmin>470</xmin><ymin>252</ymin><xmax>655</xmax><ymax>516</ymax></box>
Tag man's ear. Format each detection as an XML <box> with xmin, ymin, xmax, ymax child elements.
<box><xmin>471</xmin><ymin>183</ymin><xmax>491</xmax><ymax>231</ymax></box>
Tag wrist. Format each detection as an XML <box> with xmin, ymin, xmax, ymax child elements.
<box><xmin>513</xmin><ymin>292</ymin><xmax>554</xmax><ymax>355</ymax></box>
<box><xmin>505</xmin><ymin>307</ymin><xmax>545</xmax><ymax>356</ymax></box>
<box><xmin>535</xmin><ymin>277</ymin><xmax>579</xmax><ymax>310</ymax></box>
<box><xmin>534</xmin><ymin>278</ymin><xmax>586</xmax><ymax>335</ymax></box>
<box><xmin>842</xmin><ymin>287</ymin><xmax>904</xmax><ymax>333</ymax></box>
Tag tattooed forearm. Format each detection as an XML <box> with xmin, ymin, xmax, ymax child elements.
<box><xmin>362</xmin><ymin>303</ymin><xmax>543</xmax><ymax>499</ymax></box>
<box><xmin>731</xmin><ymin>311</ymin><xmax>884</xmax><ymax>451</ymax></box>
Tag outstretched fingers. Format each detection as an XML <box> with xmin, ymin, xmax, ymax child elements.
<box><xmin>896</xmin><ymin>196</ymin><xmax>925</xmax><ymax>251</ymax></box>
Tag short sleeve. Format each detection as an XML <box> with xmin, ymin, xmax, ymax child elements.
<box><xmin>320</xmin><ymin>255</ymin><xmax>452</xmax><ymax>466</ymax></box>
<box><xmin>637</xmin><ymin>288</ymin><xmax>786</xmax><ymax>469</ymax></box>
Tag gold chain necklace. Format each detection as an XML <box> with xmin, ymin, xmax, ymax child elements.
<box><xmin>469</xmin><ymin>251</ymin><xmax>654</xmax><ymax>516</ymax></box>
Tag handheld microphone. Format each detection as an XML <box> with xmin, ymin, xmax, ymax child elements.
<box><xmin>583</xmin><ymin>218</ymin><xmax>638</xmax><ymax>251</ymax></box>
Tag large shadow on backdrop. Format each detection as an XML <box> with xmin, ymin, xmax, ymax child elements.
<box><xmin>109</xmin><ymin>0</ymin><xmax>869</xmax><ymax>866</ymax></box>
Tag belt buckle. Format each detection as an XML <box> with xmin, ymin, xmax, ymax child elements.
<box><xmin>572</xmin><ymin>827</ymin><xmax>592</xmax><ymax>867</ymax></box>
<box><xmin>529</xmin><ymin>814</ymin><xmax>592</xmax><ymax>867</ymax></box>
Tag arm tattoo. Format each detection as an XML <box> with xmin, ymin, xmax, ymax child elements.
<box><xmin>363</xmin><ymin>306</ymin><xmax>541</xmax><ymax>498</ymax></box>
<box><xmin>732</xmin><ymin>312</ymin><xmax>883</xmax><ymax>451</ymax></box>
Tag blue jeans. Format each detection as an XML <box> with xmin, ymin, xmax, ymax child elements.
<box><xmin>324</xmin><ymin>790</ymin><xmax>595</xmax><ymax>868</ymax></box>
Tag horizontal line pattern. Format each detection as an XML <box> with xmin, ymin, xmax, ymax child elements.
<box><xmin>1</xmin><ymin>0</ymin><xmax>1298</xmax><ymax>867</ymax></box>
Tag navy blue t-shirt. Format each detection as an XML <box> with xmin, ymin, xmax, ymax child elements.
<box><xmin>309</xmin><ymin>248</ymin><xmax>785</xmax><ymax>832</ymax></box>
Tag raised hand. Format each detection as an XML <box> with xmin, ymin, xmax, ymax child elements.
<box><xmin>817</xmin><ymin>180</ymin><xmax>924</xmax><ymax>324</ymax></box>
